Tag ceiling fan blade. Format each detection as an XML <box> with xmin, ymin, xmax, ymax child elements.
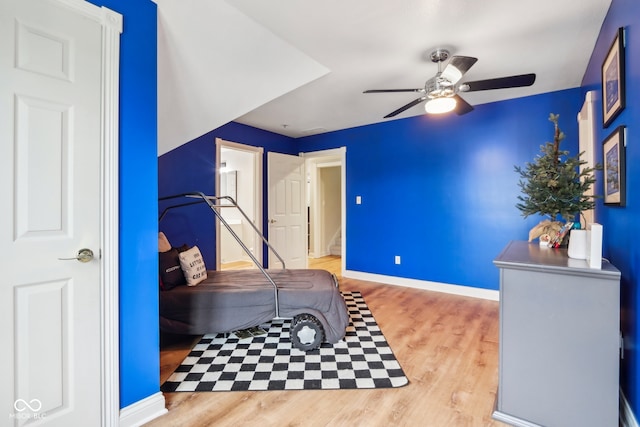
<box><xmin>453</xmin><ymin>95</ymin><xmax>474</xmax><ymax>115</ymax></box>
<box><xmin>384</xmin><ymin>96</ymin><xmax>427</xmax><ymax>118</ymax></box>
<box><xmin>462</xmin><ymin>73</ymin><xmax>536</xmax><ymax>92</ymax></box>
<box><xmin>441</xmin><ymin>56</ymin><xmax>478</xmax><ymax>84</ymax></box>
<box><xmin>364</xmin><ymin>88</ymin><xmax>424</xmax><ymax>93</ymax></box>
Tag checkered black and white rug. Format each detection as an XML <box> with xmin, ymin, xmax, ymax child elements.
<box><xmin>161</xmin><ymin>291</ymin><xmax>408</xmax><ymax>392</ymax></box>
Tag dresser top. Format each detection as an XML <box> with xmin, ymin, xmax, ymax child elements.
<box><xmin>494</xmin><ymin>240</ymin><xmax>620</xmax><ymax>278</ymax></box>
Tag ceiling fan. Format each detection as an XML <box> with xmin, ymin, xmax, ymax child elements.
<box><xmin>364</xmin><ymin>49</ymin><xmax>536</xmax><ymax>118</ymax></box>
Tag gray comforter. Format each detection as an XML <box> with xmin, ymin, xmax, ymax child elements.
<box><xmin>159</xmin><ymin>269</ymin><xmax>349</xmax><ymax>343</ymax></box>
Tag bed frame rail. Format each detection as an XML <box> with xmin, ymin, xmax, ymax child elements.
<box><xmin>159</xmin><ymin>191</ymin><xmax>285</xmax><ymax>317</ymax></box>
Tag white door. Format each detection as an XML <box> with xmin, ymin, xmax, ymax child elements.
<box><xmin>0</xmin><ymin>0</ymin><xmax>105</xmax><ymax>425</ymax></box>
<box><xmin>267</xmin><ymin>152</ymin><xmax>306</xmax><ymax>269</ymax></box>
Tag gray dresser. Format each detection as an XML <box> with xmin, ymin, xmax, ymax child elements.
<box><xmin>493</xmin><ymin>240</ymin><xmax>621</xmax><ymax>427</ymax></box>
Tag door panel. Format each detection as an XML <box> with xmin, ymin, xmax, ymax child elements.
<box><xmin>1</xmin><ymin>0</ymin><xmax>103</xmax><ymax>424</ymax></box>
<box><xmin>14</xmin><ymin>279</ymin><xmax>69</xmax><ymax>416</ymax></box>
<box><xmin>14</xmin><ymin>95</ymin><xmax>70</xmax><ymax>238</ymax></box>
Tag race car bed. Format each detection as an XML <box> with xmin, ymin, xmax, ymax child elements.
<box><xmin>159</xmin><ymin>268</ymin><xmax>349</xmax><ymax>345</ymax></box>
<box><xmin>158</xmin><ymin>192</ymin><xmax>349</xmax><ymax>351</ymax></box>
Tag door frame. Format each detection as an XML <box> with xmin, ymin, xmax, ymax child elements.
<box><xmin>215</xmin><ymin>138</ymin><xmax>264</xmax><ymax>269</ymax></box>
<box><xmin>578</xmin><ymin>91</ymin><xmax>597</xmax><ymax>227</ymax></box>
<box><xmin>302</xmin><ymin>147</ymin><xmax>346</xmax><ymax>276</ymax></box>
<box><xmin>93</xmin><ymin>4</ymin><xmax>122</xmax><ymax>425</ymax></box>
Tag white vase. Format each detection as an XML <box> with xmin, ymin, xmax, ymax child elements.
<box><xmin>567</xmin><ymin>229</ymin><xmax>587</xmax><ymax>259</ymax></box>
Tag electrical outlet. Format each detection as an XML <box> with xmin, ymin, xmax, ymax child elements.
<box><xmin>395</xmin><ymin>255</ymin><xmax>401</xmax><ymax>265</ymax></box>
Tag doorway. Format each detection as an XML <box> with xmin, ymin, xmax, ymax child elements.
<box><xmin>215</xmin><ymin>139</ymin><xmax>263</xmax><ymax>270</ymax></box>
<box><xmin>304</xmin><ymin>147</ymin><xmax>346</xmax><ymax>277</ymax></box>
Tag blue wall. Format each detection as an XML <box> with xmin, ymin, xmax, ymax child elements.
<box><xmin>87</xmin><ymin>0</ymin><xmax>158</xmax><ymax>409</ymax></box>
<box><xmin>581</xmin><ymin>0</ymin><xmax>640</xmax><ymax>415</ymax></box>
<box><xmin>158</xmin><ymin>122</ymin><xmax>297</xmax><ymax>267</ymax></box>
<box><xmin>161</xmin><ymin>92</ymin><xmax>582</xmax><ymax>291</ymax></box>
<box><xmin>301</xmin><ymin>89</ymin><xmax>581</xmax><ymax>289</ymax></box>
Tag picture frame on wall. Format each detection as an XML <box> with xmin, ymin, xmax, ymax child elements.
<box><xmin>602</xmin><ymin>126</ymin><xmax>626</xmax><ymax>206</ymax></box>
<box><xmin>601</xmin><ymin>27</ymin><xmax>625</xmax><ymax>128</ymax></box>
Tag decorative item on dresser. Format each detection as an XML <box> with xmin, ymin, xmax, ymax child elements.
<box><xmin>515</xmin><ymin>113</ymin><xmax>600</xmax><ymax>247</ymax></box>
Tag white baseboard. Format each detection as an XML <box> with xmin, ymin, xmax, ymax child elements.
<box><xmin>621</xmin><ymin>389</ymin><xmax>639</xmax><ymax>427</ymax></box>
<box><xmin>343</xmin><ymin>270</ymin><xmax>499</xmax><ymax>301</ymax></box>
<box><xmin>119</xmin><ymin>392</ymin><xmax>167</xmax><ymax>427</ymax></box>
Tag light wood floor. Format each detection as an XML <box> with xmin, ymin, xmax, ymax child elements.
<box><xmin>220</xmin><ymin>260</ymin><xmax>254</xmax><ymax>270</ymax></box>
<box><xmin>150</xmin><ymin>256</ymin><xmax>506</xmax><ymax>427</ymax></box>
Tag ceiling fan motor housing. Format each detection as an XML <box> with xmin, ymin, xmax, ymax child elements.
<box><xmin>425</xmin><ymin>76</ymin><xmax>455</xmax><ymax>99</ymax></box>
<box><xmin>426</xmin><ymin>49</ymin><xmax>455</xmax><ymax>99</ymax></box>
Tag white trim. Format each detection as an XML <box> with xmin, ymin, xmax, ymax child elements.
<box><xmin>344</xmin><ymin>270</ymin><xmax>499</xmax><ymax>301</ymax></box>
<box><xmin>302</xmin><ymin>147</ymin><xmax>346</xmax><ymax>276</ymax></box>
<box><xmin>315</xmin><ymin>160</ymin><xmax>341</xmax><ymax>168</ymax></box>
<box><xmin>57</xmin><ymin>0</ymin><xmax>110</xmax><ymax>21</ymax></box>
<box><xmin>577</xmin><ymin>90</ymin><xmax>597</xmax><ymax>227</ymax></box>
<box><xmin>215</xmin><ymin>138</ymin><xmax>264</xmax><ymax>269</ymax></box>
<box><xmin>621</xmin><ymin>389</ymin><xmax>639</xmax><ymax>427</ymax></box>
<box><xmin>217</xmin><ymin>137</ymin><xmax>265</xmax><ymax>154</ymax></box>
<box><xmin>119</xmin><ymin>392</ymin><xmax>168</xmax><ymax>427</ymax></box>
<box><xmin>98</xmin><ymin>5</ymin><xmax>122</xmax><ymax>427</ymax></box>
<box><xmin>302</xmin><ymin>147</ymin><xmax>346</xmax><ymax>159</ymax></box>
<box><xmin>60</xmin><ymin>1</ymin><xmax>124</xmax><ymax>425</ymax></box>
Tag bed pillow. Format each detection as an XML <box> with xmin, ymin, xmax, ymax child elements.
<box><xmin>158</xmin><ymin>232</ymin><xmax>172</xmax><ymax>253</ymax></box>
<box><xmin>179</xmin><ymin>246</ymin><xmax>207</xmax><ymax>286</ymax></box>
<box><xmin>159</xmin><ymin>248</ymin><xmax>186</xmax><ymax>290</ymax></box>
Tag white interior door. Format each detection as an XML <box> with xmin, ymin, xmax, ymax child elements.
<box><xmin>0</xmin><ymin>0</ymin><xmax>108</xmax><ymax>424</ymax></box>
<box><xmin>267</xmin><ymin>152</ymin><xmax>306</xmax><ymax>269</ymax></box>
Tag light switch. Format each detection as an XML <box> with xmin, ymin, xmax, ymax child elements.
<box><xmin>356</xmin><ymin>196</ymin><xmax>362</xmax><ymax>204</ymax></box>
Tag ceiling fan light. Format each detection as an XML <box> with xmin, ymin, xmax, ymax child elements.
<box><xmin>425</xmin><ymin>97</ymin><xmax>456</xmax><ymax>114</ymax></box>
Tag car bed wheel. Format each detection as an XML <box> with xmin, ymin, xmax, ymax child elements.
<box><xmin>290</xmin><ymin>314</ymin><xmax>324</xmax><ymax>351</ymax></box>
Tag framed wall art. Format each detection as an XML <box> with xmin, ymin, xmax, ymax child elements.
<box><xmin>601</xmin><ymin>27</ymin><xmax>625</xmax><ymax>128</ymax></box>
<box><xmin>602</xmin><ymin>126</ymin><xmax>626</xmax><ymax>206</ymax></box>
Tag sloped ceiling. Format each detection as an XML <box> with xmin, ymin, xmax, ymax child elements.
<box><xmin>157</xmin><ymin>0</ymin><xmax>612</xmax><ymax>155</ymax></box>
<box><xmin>157</xmin><ymin>0</ymin><xmax>329</xmax><ymax>154</ymax></box>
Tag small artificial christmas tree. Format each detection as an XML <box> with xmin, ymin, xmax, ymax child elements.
<box><xmin>515</xmin><ymin>113</ymin><xmax>599</xmax><ymax>241</ymax></box>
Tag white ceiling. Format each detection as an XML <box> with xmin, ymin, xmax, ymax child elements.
<box><xmin>156</xmin><ymin>0</ymin><xmax>611</xmax><ymax>155</ymax></box>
